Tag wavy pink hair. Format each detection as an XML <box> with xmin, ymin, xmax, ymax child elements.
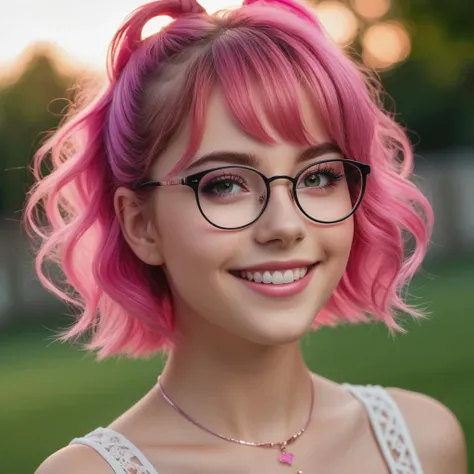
<box><xmin>24</xmin><ymin>0</ymin><xmax>433</xmax><ymax>358</ymax></box>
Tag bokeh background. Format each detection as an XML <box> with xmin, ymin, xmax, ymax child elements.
<box><xmin>0</xmin><ymin>0</ymin><xmax>473</xmax><ymax>472</ymax></box>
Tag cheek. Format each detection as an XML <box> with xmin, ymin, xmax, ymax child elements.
<box><xmin>308</xmin><ymin>219</ymin><xmax>354</xmax><ymax>309</ymax></box>
<box><xmin>153</xmin><ymin>190</ymin><xmax>238</xmax><ymax>294</ymax></box>
<box><xmin>318</xmin><ymin>217</ymin><xmax>354</xmax><ymax>266</ymax></box>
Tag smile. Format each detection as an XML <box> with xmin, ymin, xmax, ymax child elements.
<box><xmin>237</xmin><ymin>267</ymin><xmax>311</xmax><ymax>285</ymax></box>
<box><xmin>229</xmin><ymin>263</ymin><xmax>318</xmax><ymax>297</ymax></box>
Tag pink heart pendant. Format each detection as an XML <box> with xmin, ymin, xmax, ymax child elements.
<box><xmin>279</xmin><ymin>451</ymin><xmax>294</xmax><ymax>465</ymax></box>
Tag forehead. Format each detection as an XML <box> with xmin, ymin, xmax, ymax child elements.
<box><xmin>152</xmin><ymin>88</ymin><xmax>330</xmax><ymax>177</ymax></box>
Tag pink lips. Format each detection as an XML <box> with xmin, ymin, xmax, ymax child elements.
<box><xmin>231</xmin><ymin>262</ymin><xmax>318</xmax><ymax>298</ymax></box>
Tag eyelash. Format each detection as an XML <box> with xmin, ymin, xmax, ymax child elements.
<box><xmin>210</xmin><ymin>173</ymin><xmax>246</xmax><ymax>183</ymax></box>
<box><xmin>303</xmin><ymin>166</ymin><xmax>343</xmax><ymax>182</ymax></box>
<box><xmin>201</xmin><ymin>173</ymin><xmax>247</xmax><ymax>193</ymax></box>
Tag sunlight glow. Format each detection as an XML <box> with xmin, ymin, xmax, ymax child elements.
<box><xmin>199</xmin><ymin>0</ymin><xmax>243</xmax><ymax>14</ymax></box>
<box><xmin>314</xmin><ymin>1</ymin><xmax>359</xmax><ymax>46</ymax></box>
<box><xmin>0</xmin><ymin>0</ymin><xmax>245</xmax><ymax>79</ymax></box>
<box><xmin>351</xmin><ymin>0</ymin><xmax>390</xmax><ymax>21</ymax></box>
<box><xmin>141</xmin><ymin>16</ymin><xmax>174</xmax><ymax>39</ymax></box>
<box><xmin>362</xmin><ymin>21</ymin><xmax>411</xmax><ymax>70</ymax></box>
<box><xmin>141</xmin><ymin>0</ymin><xmax>244</xmax><ymax>38</ymax></box>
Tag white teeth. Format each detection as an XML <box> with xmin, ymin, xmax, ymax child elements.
<box><xmin>238</xmin><ymin>267</ymin><xmax>310</xmax><ymax>285</ymax></box>
<box><xmin>263</xmin><ymin>271</ymin><xmax>273</xmax><ymax>284</ymax></box>
<box><xmin>283</xmin><ymin>270</ymin><xmax>294</xmax><ymax>283</ymax></box>
<box><xmin>272</xmin><ymin>272</ymin><xmax>284</xmax><ymax>284</ymax></box>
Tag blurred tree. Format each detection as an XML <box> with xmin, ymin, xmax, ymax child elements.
<box><xmin>363</xmin><ymin>0</ymin><xmax>474</xmax><ymax>151</ymax></box>
<box><xmin>0</xmin><ymin>49</ymin><xmax>72</xmax><ymax>218</ymax></box>
<box><xmin>0</xmin><ymin>50</ymin><xmax>72</xmax><ymax>316</ymax></box>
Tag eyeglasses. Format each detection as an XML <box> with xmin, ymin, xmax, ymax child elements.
<box><xmin>137</xmin><ymin>158</ymin><xmax>371</xmax><ymax>230</ymax></box>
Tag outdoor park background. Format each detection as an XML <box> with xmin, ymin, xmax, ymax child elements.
<box><xmin>0</xmin><ymin>0</ymin><xmax>473</xmax><ymax>472</ymax></box>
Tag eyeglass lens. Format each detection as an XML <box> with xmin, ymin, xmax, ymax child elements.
<box><xmin>196</xmin><ymin>160</ymin><xmax>363</xmax><ymax>229</ymax></box>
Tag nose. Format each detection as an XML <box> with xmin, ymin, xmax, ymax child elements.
<box><xmin>253</xmin><ymin>179</ymin><xmax>306</xmax><ymax>248</ymax></box>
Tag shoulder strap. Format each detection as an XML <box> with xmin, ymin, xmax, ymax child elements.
<box><xmin>70</xmin><ymin>427</ymin><xmax>158</xmax><ymax>474</ymax></box>
<box><xmin>342</xmin><ymin>384</ymin><xmax>424</xmax><ymax>474</ymax></box>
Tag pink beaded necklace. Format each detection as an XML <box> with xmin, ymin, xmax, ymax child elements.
<box><xmin>157</xmin><ymin>375</ymin><xmax>314</xmax><ymax>473</ymax></box>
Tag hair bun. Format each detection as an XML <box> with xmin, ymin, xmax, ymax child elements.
<box><xmin>242</xmin><ymin>0</ymin><xmax>320</xmax><ymax>27</ymax></box>
<box><xmin>108</xmin><ymin>0</ymin><xmax>206</xmax><ymax>79</ymax></box>
<box><xmin>179</xmin><ymin>0</ymin><xmax>206</xmax><ymax>14</ymax></box>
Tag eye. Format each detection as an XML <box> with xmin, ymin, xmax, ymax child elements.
<box><xmin>298</xmin><ymin>166</ymin><xmax>343</xmax><ymax>189</ymax></box>
<box><xmin>200</xmin><ymin>173</ymin><xmax>248</xmax><ymax>197</ymax></box>
<box><xmin>211</xmin><ymin>179</ymin><xmax>243</xmax><ymax>195</ymax></box>
<box><xmin>303</xmin><ymin>173</ymin><xmax>329</xmax><ymax>188</ymax></box>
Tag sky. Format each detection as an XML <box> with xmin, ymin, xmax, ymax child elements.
<box><xmin>0</xmin><ymin>0</ymin><xmax>202</xmax><ymax>73</ymax></box>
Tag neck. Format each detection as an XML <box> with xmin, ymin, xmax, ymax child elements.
<box><xmin>158</xmin><ymin>328</ymin><xmax>313</xmax><ymax>444</ymax></box>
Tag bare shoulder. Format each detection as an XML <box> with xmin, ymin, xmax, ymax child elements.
<box><xmin>35</xmin><ymin>444</ymin><xmax>114</xmax><ymax>474</ymax></box>
<box><xmin>386</xmin><ymin>387</ymin><xmax>468</xmax><ymax>474</ymax></box>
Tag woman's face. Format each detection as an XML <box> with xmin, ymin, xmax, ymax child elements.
<box><xmin>128</xmin><ymin>90</ymin><xmax>354</xmax><ymax>346</ymax></box>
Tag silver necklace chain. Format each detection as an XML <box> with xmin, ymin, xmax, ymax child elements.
<box><xmin>156</xmin><ymin>375</ymin><xmax>314</xmax><ymax>473</ymax></box>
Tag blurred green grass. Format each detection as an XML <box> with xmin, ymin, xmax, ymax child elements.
<box><xmin>0</xmin><ymin>261</ymin><xmax>472</xmax><ymax>473</ymax></box>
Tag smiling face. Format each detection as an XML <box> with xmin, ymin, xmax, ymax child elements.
<box><xmin>118</xmin><ymin>90</ymin><xmax>355</xmax><ymax>348</ymax></box>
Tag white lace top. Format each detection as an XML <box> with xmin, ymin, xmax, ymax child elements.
<box><xmin>70</xmin><ymin>384</ymin><xmax>424</xmax><ymax>474</ymax></box>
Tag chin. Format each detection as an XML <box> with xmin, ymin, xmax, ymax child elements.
<box><xmin>233</xmin><ymin>309</ymin><xmax>317</xmax><ymax>347</ymax></box>
<box><xmin>242</xmin><ymin>327</ymin><xmax>308</xmax><ymax>348</ymax></box>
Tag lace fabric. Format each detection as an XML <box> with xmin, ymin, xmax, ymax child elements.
<box><xmin>70</xmin><ymin>427</ymin><xmax>158</xmax><ymax>474</ymax></box>
<box><xmin>343</xmin><ymin>384</ymin><xmax>424</xmax><ymax>474</ymax></box>
<box><xmin>70</xmin><ymin>385</ymin><xmax>423</xmax><ymax>474</ymax></box>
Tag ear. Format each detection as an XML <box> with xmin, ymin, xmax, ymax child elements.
<box><xmin>114</xmin><ymin>187</ymin><xmax>164</xmax><ymax>266</ymax></box>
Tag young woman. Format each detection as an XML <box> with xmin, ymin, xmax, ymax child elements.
<box><xmin>28</xmin><ymin>0</ymin><xmax>467</xmax><ymax>472</ymax></box>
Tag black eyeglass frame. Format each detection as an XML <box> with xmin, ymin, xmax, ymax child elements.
<box><xmin>136</xmin><ymin>158</ymin><xmax>371</xmax><ymax>230</ymax></box>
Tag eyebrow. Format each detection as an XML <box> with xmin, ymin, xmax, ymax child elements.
<box><xmin>184</xmin><ymin>142</ymin><xmax>343</xmax><ymax>172</ymax></box>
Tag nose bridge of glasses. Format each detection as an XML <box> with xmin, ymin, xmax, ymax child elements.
<box><xmin>264</xmin><ymin>175</ymin><xmax>298</xmax><ymax>209</ymax></box>
<box><xmin>266</xmin><ymin>175</ymin><xmax>297</xmax><ymax>202</ymax></box>
<box><xmin>267</xmin><ymin>175</ymin><xmax>295</xmax><ymax>186</ymax></box>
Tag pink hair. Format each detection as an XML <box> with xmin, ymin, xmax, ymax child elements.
<box><xmin>24</xmin><ymin>0</ymin><xmax>433</xmax><ymax>358</ymax></box>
